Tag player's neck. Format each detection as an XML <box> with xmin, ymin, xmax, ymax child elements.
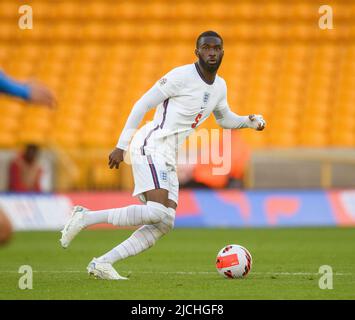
<box><xmin>195</xmin><ymin>62</ymin><xmax>216</xmax><ymax>85</ymax></box>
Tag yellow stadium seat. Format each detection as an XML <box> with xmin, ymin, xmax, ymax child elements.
<box><xmin>0</xmin><ymin>132</ymin><xmax>17</xmax><ymax>148</ymax></box>
<box><xmin>143</xmin><ymin>2</ymin><xmax>172</xmax><ymax>20</ymax></box>
<box><xmin>81</xmin><ymin>131</ymin><xmax>112</xmax><ymax>148</ymax></box>
<box><xmin>263</xmin><ymin>2</ymin><xmax>287</xmax><ymax>19</ymax></box>
<box><xmin>91</xmin><ymin>163</ymin><xmax>121</xmax><ymax>190</ymax></box>
<box><xmin>241</xmin><ymin>130</ymin><xmax>267</xmax><ymax>149</ymax></box>
<box><xmin>66</xmin><ymin>2</ymin><xmax>88</xmax><ymax>19</ymax></box>
<box><xmin>235</xmin><ymin>2</ymin><xmax>259</xmax><ymax>19</ymax></box>
<box><xmin>330</xmin><ymin>130</ymin><xmax>355</xmax><ymax>147</ymax></box>
<box><xmin>0</xmin><ymin>0</ymin><xmax>353</xmax><ymax>173</ymax></box>
<box><xmin>268</xmin><ymin>131</ymin><xmax>297</xmax><ymax>148</ymax></box>
<box><xmin>17</xmin><ymin>130</ymin><xmax>47</xmax><ymax>146</ymax></box>
<box><xmin>141</xmin><ymin>23</ymin><xmax>172</xmax><ymax>41</ymax></box>
<box><xmin>32</xmin><ymin>1</ymin><xmax>54</xmax><ymax>19</ymax></box>
<box><xmin>299</xmin><ymin>129</ymin><xmax>328</xmax><ymax>147</ymax></box>
<box><xmin>0</xmin><ymin>116</ymin><xmax>18</xmax><ymax>131</ymax></box>
<box><xmin>0</xmin><ymin>1</ymin><xmax>18</xmax><ymax>18</ymax></box>
<box><xmin>114</xmin><ymin>1</ymin><xmax>139</xmax><ymax>20</ymax></box>
<box><xmin>293</xmin><ymin>2</ymin><xmax>316</xmax><ymax>19</ymax></box>
<box><xmin>51</xmin><ymin>132</ymin><xmax>81</xmax><ymax>148</ymax></box>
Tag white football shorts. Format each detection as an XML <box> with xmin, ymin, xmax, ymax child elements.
<box><xmin>129</xmin><ymin>149</ymin><xmax>179</xmax><ymax>205</ymax></box>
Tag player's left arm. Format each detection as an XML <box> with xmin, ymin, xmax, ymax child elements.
<box><xmin>0</xmin><ymin>71</ymin><xmax>56</xmax><ymax>107</ymax></box>
<box><xmin>213</xmin><ymin>107</ymin><xmax>266</xmax><ymax>131</ymax></box>
<box><xmin>213</xmin><ymin>82</ymin><xmax>265</xmax><ymax>131</ymax></box>
<box><xmin>0</xmin><ymin>71</ymin><xmax>31</xmax><ymax>100</ymax></box>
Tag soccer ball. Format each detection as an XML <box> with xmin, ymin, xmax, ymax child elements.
<box><xmin>216</xmin><ymin>244</ymin><xmax>252</xmax><ymax>279</ymax></box>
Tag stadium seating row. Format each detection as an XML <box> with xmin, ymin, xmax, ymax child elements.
<box><xmin>0</xmin><ymin>0</ymin><xmax>354</xmax><ymax>190</ymax></box>
<box><xmin>1</xmin><ymin>22</ymin><xmax>354</xmax><ymax>41</ymax></box>
<box><xmin>1</xmin><ymin>0</ymin><xmax>355</xmax><ymax>20</ymax></box>
<box><xmin>0</xmin><ymin>41</ymin><xmax>354</xmax><ymax>148</ymax></box>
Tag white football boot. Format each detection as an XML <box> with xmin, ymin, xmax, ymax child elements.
<box><xmin>87</xmin><ymin>258</ymin><xmax>128</xmax><ymax>280</ymax></box>
<box><xmin>60</xmin><ymin>206</ymin><xmax>87</xmax><ymax>248</ymax></box>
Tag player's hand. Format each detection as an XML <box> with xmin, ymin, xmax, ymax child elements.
<box><xmin>248</xmin><ymin>114</ymin><xmax>266</xmax><ymax>131</ymax></box>
<box><xmin>108</xmin><ymin>148</ymin><xmax>125</xmax><ymax>169</ymax></box>
<box><xmin>28</xmin><ymin>81</ymin><xmax>57</xmax><ymax>108</ymax></box>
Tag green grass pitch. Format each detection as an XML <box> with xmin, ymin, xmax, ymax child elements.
<box><xmin>0</xmin><ymin>227</ymin><xmax>354</xmax><ymax>299</ymax></box>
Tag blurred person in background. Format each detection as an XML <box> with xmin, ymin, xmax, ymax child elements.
<box><xmin>0</xmin><ymin>70</ymin><xmax>56</xmax><ymax>107</ymax></box>
<box><xmin>8</xmin><ymin>144</ymin><xmax>43</xmax><ymax>193</ymax></box>
<box><xmin>0</xmin><ymin>71</ymin><xmax>56</xmax><ymax>245</ymax></box>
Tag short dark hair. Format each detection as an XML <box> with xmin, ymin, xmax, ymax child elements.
<box><xmin>196</xmin><ymin>31</ymin><xmax>223</xmax><ymax>48</ymax></box>
<box><xmin>25</xmin><ymin>144</ymin><xmax>39</xmax><ymax>152</ymax></box>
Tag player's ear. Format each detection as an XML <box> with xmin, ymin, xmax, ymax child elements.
<box><xmin>221</xmin><ymin>49</ymin><xmax>224</xmax><ymax>58</ymax></box>
<box><xmin>194</xmin><ymin>48</ymin><xmax>199</xmax><ymax>58</ymax></box>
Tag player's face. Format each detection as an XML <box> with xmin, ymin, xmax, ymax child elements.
<box><xmin>195</xmin><ymin>36</ymin><xmax>224</xmax><ymax>73</ymax></box>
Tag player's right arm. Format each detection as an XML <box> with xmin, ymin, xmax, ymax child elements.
<box><xmin>109</xmin><ymin>69</ymin><xmax>184</xmax><ymax>169</ymax></box>
<box><xmin>0</xmin><ymin>71</ymin><xmax>56</xmax><ymax>107</ymax></box>
<box><xmin>109</xmin><ymin>86</ymin><xmax>167</xmax><ymax>168</ymax></box>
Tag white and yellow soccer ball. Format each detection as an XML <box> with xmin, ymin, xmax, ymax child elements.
<box><xmin>216</xmin><ymin>244</ymin><xmax>252</xmax><ymax>279</ymax></box>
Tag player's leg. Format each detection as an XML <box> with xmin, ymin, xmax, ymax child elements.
<box><xmin>60</xmin><ymin>198</ymin><xmax>169</xmax><ymax>248</ymax></box>
<box><xmin>60</xmin><ymin>151</ymin><xmax>170</xmax><ymax>246</ymax></box>
<box><xmin>61</xmin><ymin>148</ymin><xmax>174</xmax><ymax>249</ymax></box>
<box><xmin>62</xmin><ymin>150</ymin><xmax>176</xmax><ymax>279</ymax></box>
<box><xmin>93</xmin><ymin>189</ymin><xmax>176</xmax><ymax>265</ymax></box>
<box><xmin>109</xmin><ymin>164</ymin><xmax>179</xmax><ymax>265</ymax></box>
<box><xmin>93</xmin><ymin>168</ymin><xmax>179</xmax><ymax>267</ymax></box>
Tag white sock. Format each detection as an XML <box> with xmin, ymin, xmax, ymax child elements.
<box><xmin>82</xmin><ymin>210</ymin><xmax>109</xmax><ymax>227</ymax></box>
<box><xmin>82</xmin><ymin>201</ymin><xmax>168</xmax><ymax>228</ymax></box>
<box><xmin>96</xmin><ymin>207</ymin><xmax>176</xmax><ymax>264</ymax></box>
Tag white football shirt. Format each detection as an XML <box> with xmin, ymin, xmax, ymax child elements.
<box><xmin>130</xmin><ymin>63</ymin><xmax>229</xmax><ymax>165</ymax></box>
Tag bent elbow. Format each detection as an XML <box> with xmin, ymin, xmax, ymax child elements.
<box><xmin>217</xmin><ymin>119</ymin><xmax>232</xmax><ymax>129</ymax></box>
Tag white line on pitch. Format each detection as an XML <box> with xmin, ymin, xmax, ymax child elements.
<box><xmin>0</xmin><ymin>270</ymin><xmax>352</xmax><ymax>276</ymax></box>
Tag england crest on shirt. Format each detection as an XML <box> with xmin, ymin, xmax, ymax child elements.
<box><xmin>203</xmin><ymin>92</ymin><xmax>210</xmax><ymax>105</ymax></box>
<box><xmin>160</xmin><ymin>170</ymin><xmax>168</xmax><ymax>182</ymax></box>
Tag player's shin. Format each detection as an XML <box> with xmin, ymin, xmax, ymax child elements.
<box><xmin>96</xmin><ymin>208</ymin><xmax>175</xmax><ymax>264</ymax></box>
<box><xmin>82</xmin><ymin>201</ymin><xmax>169</xmax><ymax>227</ymax></box>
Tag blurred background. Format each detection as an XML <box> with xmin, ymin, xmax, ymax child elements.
<box><xmin>0</xmin><ymin>0</ymin><xmax>355</xmax><ymax>232</ymax></box>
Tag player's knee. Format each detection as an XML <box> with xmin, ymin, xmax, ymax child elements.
<box><xmin>158</xmin><ymin>214</ymin><xmax>175</xmax><ymax>235</ymax></box>
<box><xmin>167</xmin><ymin>214</ymin><xmax>175</xmax><ymax>231</ymax></box>
<box><xmin>147</xmin><ymin>201</ymin><xmax>169</xmax><ymax>224</ymax></box>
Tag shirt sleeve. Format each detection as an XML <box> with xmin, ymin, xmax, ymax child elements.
<box><xmin>0</xmin><ymin>71</ymin><xmax>31</xmax><ymax>100</ymax></box>
<box><xmin>154</xmin><ymin>68</ymin><xmax>185</xmax><ymax>99</ymax></box>
<box><xmin>116</xmin><ymin>85</ymin><xmax>167</xmax><ymax>150</ymax></box>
